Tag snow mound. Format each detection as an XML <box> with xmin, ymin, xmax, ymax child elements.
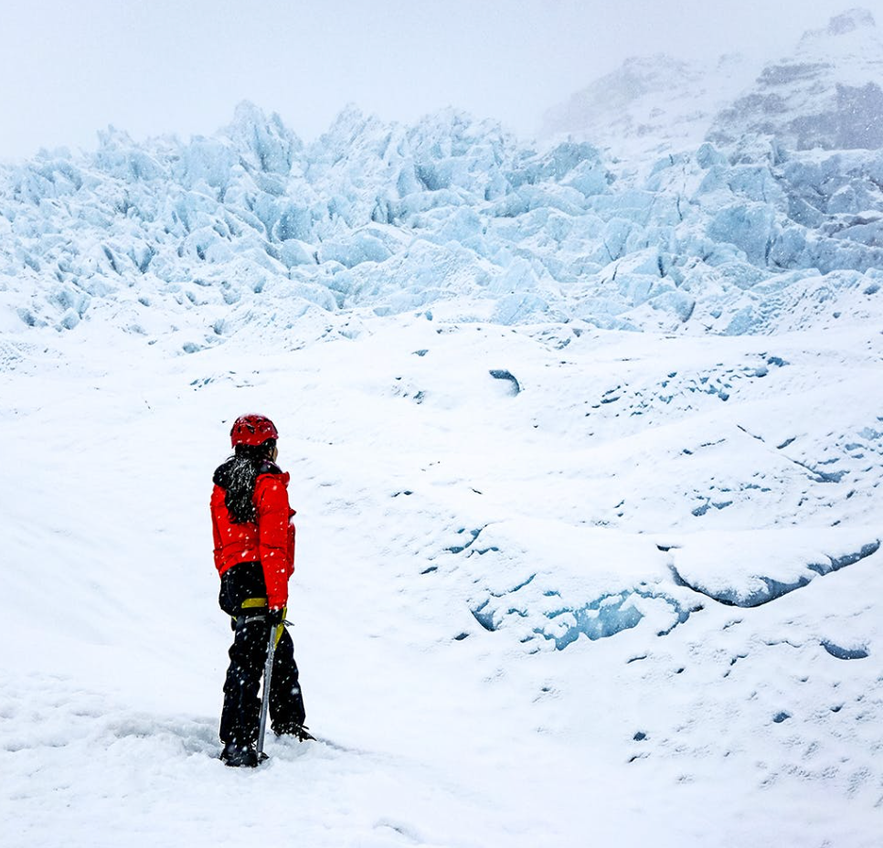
<box><xmin>666</xmin><ymin>529</ymin><xmax>881</xmax><ymax>606</ymax></box>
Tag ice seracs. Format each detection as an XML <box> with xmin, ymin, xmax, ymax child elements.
<box><xmin>1</xmin><ymin>104</ymin><xmax>881</xmax><ymax>343</ymax></box>
<box><xmin>0</xmin><ymin>12</ymin><xmax>881</xmax><ymax>345</ymax></box>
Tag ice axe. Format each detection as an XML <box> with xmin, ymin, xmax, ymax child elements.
<box><xmin>256</xmin><ymin>615</ymin><xmax>285</xmax><ymax>762</ymax></box>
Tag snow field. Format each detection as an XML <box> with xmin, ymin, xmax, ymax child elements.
<box><xmin>1</xmin><ymin>311</ymin><xmax>881</xmax><ymax>847</ymax></box>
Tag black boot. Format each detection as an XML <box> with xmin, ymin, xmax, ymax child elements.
<box><xmin>221</xmin><ymin>741</ymin><xmax>259</xmax><ymax>768</ymax></box>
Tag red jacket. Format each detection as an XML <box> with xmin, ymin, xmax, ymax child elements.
<box><xmin>211</xmin><ymin>462</ymin><xmax>296</xmax><ymax>609</ymax></box>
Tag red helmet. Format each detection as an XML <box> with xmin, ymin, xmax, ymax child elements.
<box><xmin>230</xmin><ymin>414</ymin><xmax>279</xmax><ymax>447</ymax></box>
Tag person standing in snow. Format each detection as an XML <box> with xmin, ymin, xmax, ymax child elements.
<box><xmin>210</xmin><ymin>413</ymin><xmax>312</xmax><ymax>767</ymax></box>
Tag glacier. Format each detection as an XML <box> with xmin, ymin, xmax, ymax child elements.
<box><xmin>2</xmin><ymin>8</ymin><xmax>883</xmax><ymax>848</ymax></box>
<box><xmin>2</xmin><ymin>10</ymin><xmax>883</xmax><ymax>346</ymax></box>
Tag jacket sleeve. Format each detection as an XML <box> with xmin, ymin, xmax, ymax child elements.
<box><xmin>255</xmin><ymin>476</ymin><xmax>293</xmax><ymax>609</ymax></box>
<box><xmin>288</xmin><ymin>508</ymin><xmax>296</xmax><ymax>574</ymax></box>
<box><xmin>211</xmin><ymin>486</ymin><xmax>224</xmax><ymax>572</ymax></box>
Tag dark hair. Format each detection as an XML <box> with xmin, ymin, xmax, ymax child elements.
<box><xmin>224</xmin><ymin>439</ymin><xmax>277</xmax><ymax>523</ymax></box>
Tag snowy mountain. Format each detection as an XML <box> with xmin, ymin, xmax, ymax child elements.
<box><xmin>1</xmin><ymin>8</ymin><xmax>882</xmax><ymax>848</ymax></box>
<box><xmin>709</xmin><ymin>8</ymin><xmax>883</xmax><ymax>150</ymax></box>
<box><xmin>542</xmin><ymin>7</ymin><xmax>883</xmax><ymax>157</ymax></box>
<box><xmin>539</xmin><ymin>53</ymin><xmax>754</xmax><ymax>160</ymax></box>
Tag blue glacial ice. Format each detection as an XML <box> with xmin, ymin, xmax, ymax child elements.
<box><xmin>470</xmin><ymin>582</ymin><xmax>698</xmax><ymax>650</ymax></box>
<box><xmin>2</xmin><ymin>101</ymin><xmax>882</xmax><ymax>338</ymax></box>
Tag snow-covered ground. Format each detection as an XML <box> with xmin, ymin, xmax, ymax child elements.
<box><xmin>1</xmin><ymin>301</ymin><xmax>881</xmax><ymax>847</ymax></box>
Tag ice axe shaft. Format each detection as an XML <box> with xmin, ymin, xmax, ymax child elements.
<box><xmin>256</xmin><ymin>623</ymin><xmax>280</xmax><ymax>761</ymax></box>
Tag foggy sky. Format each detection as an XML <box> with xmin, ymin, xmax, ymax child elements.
<box><xmin>1</xmin><ymin>0</ymin><xmax>879</xmax><ymax>161</ymax></box>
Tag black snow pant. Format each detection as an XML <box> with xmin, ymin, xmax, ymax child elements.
<box><xmin>218</xmin><ymin>561</ymin><xmax>306</xmax><ymax>747</ymax></box>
